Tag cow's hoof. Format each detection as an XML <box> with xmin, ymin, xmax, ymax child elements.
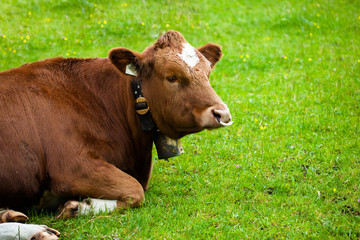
<box><xmin>30</xmin><ymin>227</ymin><xmax>60</xmax><ymax>240</ymax></box>
<box><xmin>0</xmin><ymin>209</ymin><xmax>29</xmax><ymax>223</ymax></box>
<box><xmin>56</xmin><ymin>200</ymin><xmax>80</xmax><ymax>219</ymax></box>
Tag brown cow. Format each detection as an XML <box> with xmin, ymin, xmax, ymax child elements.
<box><xmin>0</xmin><ymin>31</ymin><xmax>232</xmax><ymax>238</ymax></box>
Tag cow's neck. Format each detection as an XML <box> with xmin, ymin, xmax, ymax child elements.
<box><xmin>130</xmin><ymin>77</ymin><xmax>184</xmax><ymax>161</ymax></box>
<box><xmin>121</xmin><ymin>75</ymin><xmax>155</xmax><ymax>187</ymax></box>
<box><xmin>118</xmin><ymin>68</ymin><xmax>155</xmax><ymax>153</ymax></box>
<box><xmin>79</xmin><ymin>58</ymin><xmax>155</xmax><ymax>187</ymax></box>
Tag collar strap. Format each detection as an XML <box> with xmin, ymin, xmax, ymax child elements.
<box><xmin>131</xmin><ymin>79</ymin><xmax>157</xmax><ymax>131</ymax></box>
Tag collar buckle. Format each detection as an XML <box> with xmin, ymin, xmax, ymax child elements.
<box><xmin>135</xmin><ymin>97</ymin><xmax>150</xmax><ymax>115</ymax></box>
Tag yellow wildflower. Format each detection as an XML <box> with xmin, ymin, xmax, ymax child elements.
<box><xmin>26</xmin><ymin>36</ymin><xmax>30</xmax><ymax>40</ymax></box>
<box><xmin>90</xmin><ymin>14</ymin><xmax>93</xmax><ymax>18</ymax></box>
<box><xmin>260</xmin><ymin>126</ymin><xmax>264</xmax><ymax>130</ymax></box>
<box><xmin>141</xmin><ymin>22</ymin><xmax>145</xmax><ymax>26</ymax></box>
<box><xmin>246</xmin><ymin>54</ymin><xmax>249</xmax><ymax>58</ymax></box>
<box><xmin>316</xmin><ymin>13</ymin><xmax>320</xmax><ymax>17</ymax></box>
<box><xmin>166</xmin><ymin>24</ymin><xmax>170</xmax><ymax>28</ymax></box>
<box><xmin>240</xmin><ymin>55</ymin><xmax>243</xmax><ymax>58</ymax></box>
<box><xmin>309</xmin><ymin>33</ymin><xmax>313</xmax><ymax>37</ymax></box>
<box><xmin>255</xmin><ymin>119</ymin><xmax>258</xmax><ymax>122</ymax></box>
<box><xmin>13</xmin><ymin>49</ymin><xmax>16</xmax><ymax>53</ymax></box>
<box><xmin>237</xmin><ymin>129</ymin><xmax>241</xmax><ymax>137</ymax></box>
<box><xmin>308</xmin><ymin>58</ymin><xmax>312</xmax><ymax>61</ymax></box>
<box><xmin>64</xmin><ymin>37</ymin><xmax>68</xmax><ymax>41</ymax></box>
<box><xmin>243</xmin><ymin>58</ymin><xmax>246</xmax><ymax>62</ymax></box>
<box><xmin>284</xmin><ymin>56</ymin><xmax>287</xmax><ymax>59</ymax></box>
<box><xmin>2</xmin><ymin>35</ymin><xmax>6</xmax><ymax>38</ymax></box>
<box><xmin>28</xmin><ymin>11</ymin><xmax>32</xmax><ymax>15</ymax></box>
<box><xmin>333</xmin><ymin>188</ymin><xmax>336</xmax><ymax>192</ymax></box>
<box><xmin>103</xmin><ymin>20</ymin><xmax>107</xmax><ymax>24</ymax></box>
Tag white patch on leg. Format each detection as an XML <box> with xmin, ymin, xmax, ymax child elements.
<box><xmin>0</xmin><ymin>223</ymin><xmax>58</xmax><ymax>240</ymax></box>
<box><xmin>79</xmin><ymin>198</ymin><xmax>118</xmax><ymax>215</ymax></box>
<box><xmin>177</xmin><ymin>42</ymin><xmax>200</xmax><ymax>68</ymax></box>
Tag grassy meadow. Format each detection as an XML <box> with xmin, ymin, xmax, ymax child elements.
<box><xmin>1</xmin><ymin>0</ymin><xmax>360</xmax><ymax>239</ymax></box>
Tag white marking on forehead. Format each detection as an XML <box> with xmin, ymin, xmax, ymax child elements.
<box><xmin>177</xmin><ymin>42</ymin><xmax>200</xmax><ymax>68</ymax></box>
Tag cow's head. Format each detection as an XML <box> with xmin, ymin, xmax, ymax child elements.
<box><xmin>109</xmin><ymin>31</ymin><xmax>232</xmax><ymax>139</ymax></box>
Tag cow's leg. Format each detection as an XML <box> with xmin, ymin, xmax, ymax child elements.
<box><xmin>57</xmin><ymin>198</ymin><xmax>122</xmax><ymax>219</ymax></box>
<box><xmin>0</xmin><ymin>209</ymin><xmax>28</xmax><ymax>223</ymax></box>
<box><xmin>52</xmin><ymin>159</ymin><xmax>144</xmax><ymax>219</ymax></box>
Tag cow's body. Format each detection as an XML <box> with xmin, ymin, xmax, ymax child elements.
<box><xmin>0</xmin><ymin>31</ymin><xmax>232</xmax><ymax>238</ymax></box>
<box><xmin>0</xmin><ymin>57</ymin><xmax>152</xmax><ymax>208</ymax></box>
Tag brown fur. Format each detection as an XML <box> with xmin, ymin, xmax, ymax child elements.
<box><xmin>0</xmin><ymin>31</ymin><xmax>231</xmax><ymax>209</ymax></box>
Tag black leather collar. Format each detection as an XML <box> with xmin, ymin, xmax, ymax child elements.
<box><xmin>131</xmin><ymin>79</ymin><xmax>157</xmax><ymax>131</ymax></box>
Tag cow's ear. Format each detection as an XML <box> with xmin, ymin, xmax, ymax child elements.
<box><xmin>198</xmin><ymin>43</ymin><xmax>223</xmax><ymax>69</ymax></box>
<box><xmin>109</xmin><ymin>48</ymin><xmax>143</xmax><ymax>76</ymax></box>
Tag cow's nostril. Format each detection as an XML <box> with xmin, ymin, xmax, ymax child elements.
<box><xmin>213</xmin><ymin>111</ymin><xmax>221</xmax><ymax>123</ymax></box>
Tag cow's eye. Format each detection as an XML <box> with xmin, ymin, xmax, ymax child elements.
<box><xmin>166</xmin><ymin>76</ymin><xmax>177</xmax><ymax>83</ymax></box>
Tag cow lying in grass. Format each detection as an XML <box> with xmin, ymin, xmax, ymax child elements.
<box><xmin>0</xmin><ymin>31</ymin><xmax>232</xmax><ymax>239</ymax></box>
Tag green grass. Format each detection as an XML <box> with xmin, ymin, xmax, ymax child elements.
<box><xmin>1</xmin><ymin>0</ymin><xmax>360</xmax><ymax>239</ymax></box>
